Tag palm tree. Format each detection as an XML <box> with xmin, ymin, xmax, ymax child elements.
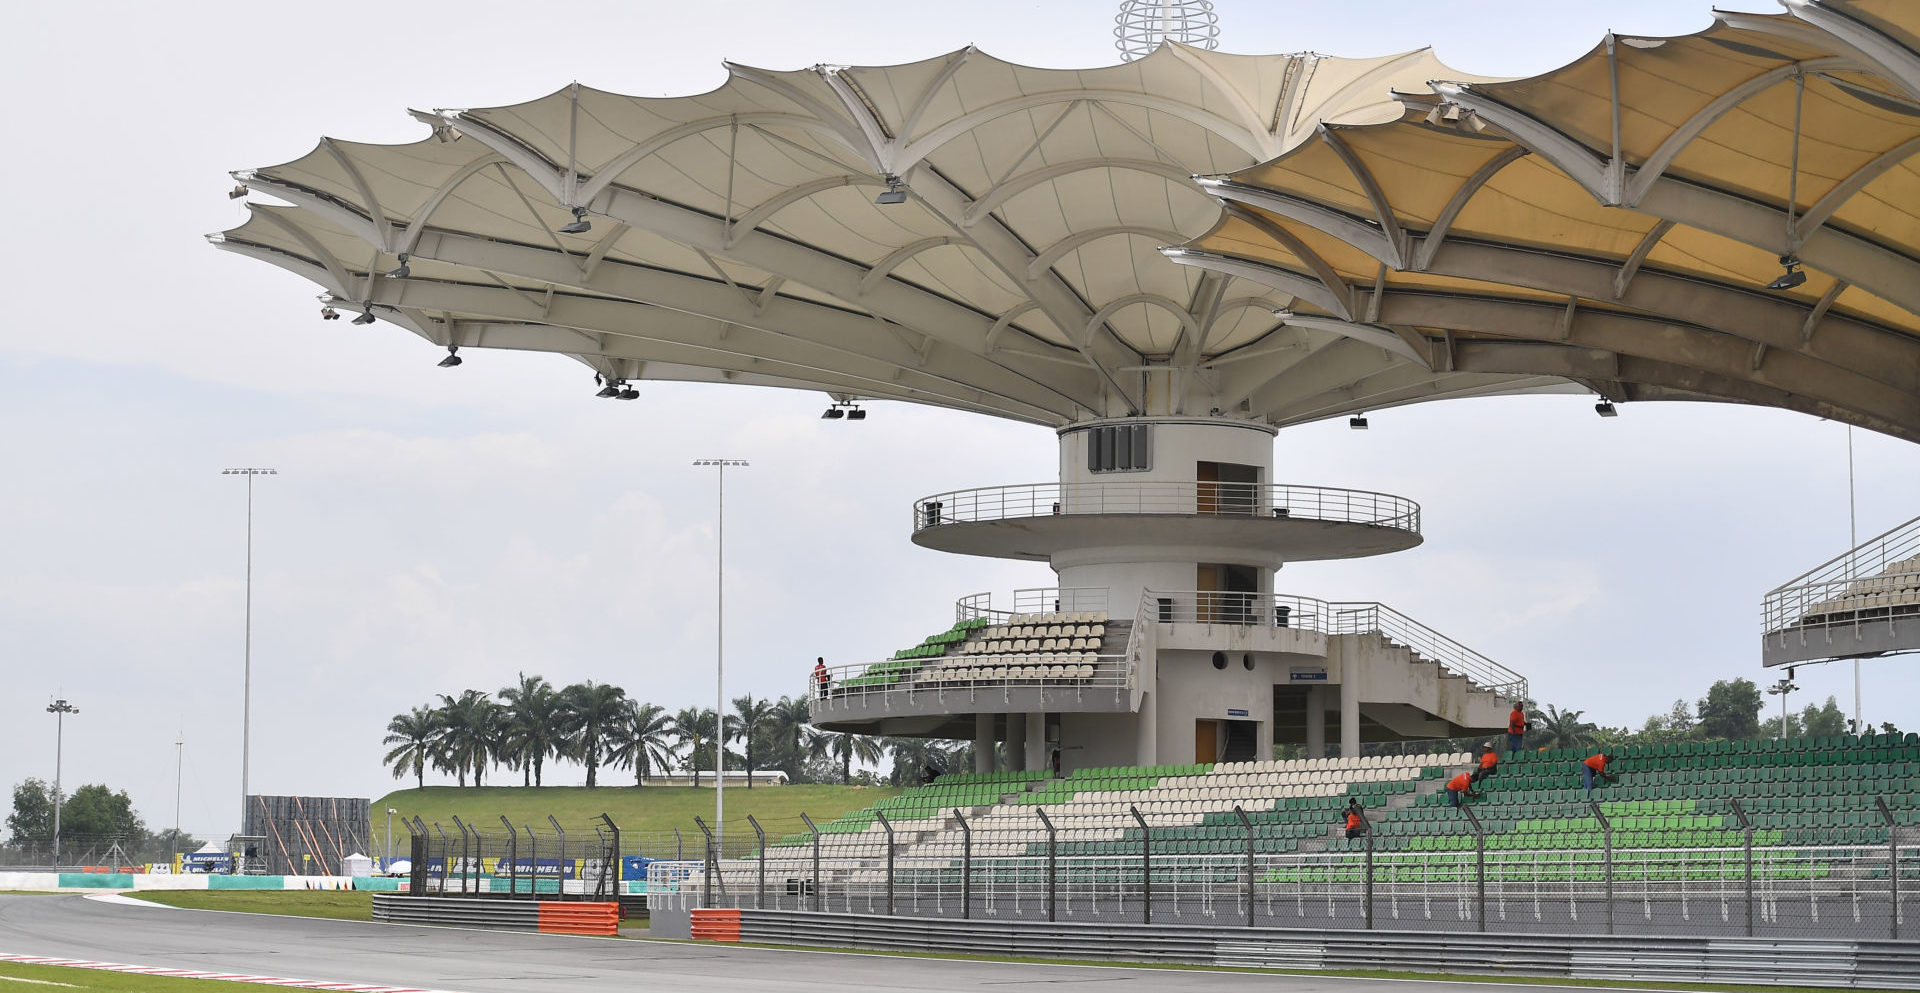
<box><xmin>382</xmin><ymin>706</ymin><xmax>440</xmax><ymax>789</ymax></box>
<box><xmin>828</xmin><ymin>732</ymin><xmax>885</xmax><ymax>785</ymax></box>
<box><xmin>764</xmin><ymin>695</ymin><xmax>814</xmax><ymax>780</ymax></box>
<box><xmin>884</xmin><ymin>737</ymin><xmax>958</xmax><ymax>786</ymax></box>
<box><xmin>607</xmin><ymin>701</ymin><xmax>680</xmax><ymax>786</ymax></box>
<box><xmin>729</xmin><ymin>695</ymin><xmax>775</xmax><ymax>788</ymax></box>
<box><xmin>672</xmin><ymin>707</ymin><xmax>720</xmax><ymax>786</ymax></box>
<box><xmin>1534</xmin><ymin>704</ymin><xmax>1598</xmax><ymax>752</ymax></box>
<box><xmin>434</xmin><ymin>690</ymin><xmax>498</xmax><ymax>787</ymax></box>
<box><xmin>498</xmin><ymin>673</ymin><xmax>566</xmax><ymax>787</ymax></box>
<box><xmin>560</xmin><ymin>681</ymin><xmax>629</xmax><ymax>788</ymax></box>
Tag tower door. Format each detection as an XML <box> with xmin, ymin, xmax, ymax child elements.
<box><xmin>1195</xmin><ymin>719</ymin><xmax>1219</xmax><ymax>763</ymax></box>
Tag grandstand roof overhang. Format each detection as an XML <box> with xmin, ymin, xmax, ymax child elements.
<box><xmin>1174</xmin><ymin>0</ymin><xmax>1920</xmax><ymax>443</ymax></box>
<box><xmin>214</xmin><ymin>44</ymin><xmax>1581</xmax><ymax>428</ymax></box>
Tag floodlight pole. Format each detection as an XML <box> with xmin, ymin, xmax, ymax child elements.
<box><xmin>222</xmin><ymin>467</ymin><xmax>276</xmax><ymax>833</ymax></box>
<box><xmin>46</xmin><ymin>699</ymin><xmax>78</xmax><ymax>867</ymax></box>
<box><xmin>693</xmin><ymin>459</ymin><xmax>748</xmax><ymax>856</ymax></box>
<box><xmin>174</xmin><ymin>730</ymin><xmax>184</xmax><ymax>839</ymax></box>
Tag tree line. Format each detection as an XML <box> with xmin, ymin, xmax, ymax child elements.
<box><xmin>382</xmin><ymin>674</ymin><xmax>968</xmax><ymax>789</ymax></box>
<box><xmin>1380</xmin><ymin>678</ymin><xmax>1894</xmax><ymax>759</ymax></box>
<box><xmin>5</xmin><ymin>778</ymin><xmax>202</xmax><ymax>864</ymax></box>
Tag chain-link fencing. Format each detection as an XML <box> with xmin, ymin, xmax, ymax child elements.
<box><xmin>663</xmin><ymin>796</ymin><xmax>1913</xmax><ymax>939</ymax></box>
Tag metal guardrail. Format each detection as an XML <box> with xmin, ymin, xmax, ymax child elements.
<box><xmin>913</xmin><ymin>482</ymin><xmax>1420</xmax><ymax>534</ymax></box>
<box><xmin>724</xmin><ymin>909</ymin><xmax>1920</xmax><ymax>988</ymax></box>
<box><xmin>1147</xmin><ymin>590</ymin><xmax>1525</xmax><ymax>699</ymax></box>
<box><xmin>1763</xmin><ymin>511</ymin><xmax>1920</xmax><ymax>636</ymax></box>
<box><xmin>372</xmin><ymin>894</ymin><xmax>538</xmax><ymax>929</ymax></box>
<box><xmin>371</xmin><ymin>893</ymin><xmax>620</xmax><ymax>934</ymax></box>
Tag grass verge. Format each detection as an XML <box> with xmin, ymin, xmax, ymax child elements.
<box><xmin>0</xmin><ymin>962</ymin><xmax>273</xmax><ymax>993</ymax></box>
<box><xmin>126</xmin><ymin>891</ymin><xmax>372</xmax><ymax>921</ymax></box>
<box><xmin>374</xmin><ymin>784</ymin><xmax>902</xmax><ymax>845</ymax></box>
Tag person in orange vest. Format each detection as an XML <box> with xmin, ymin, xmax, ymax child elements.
<box><xmin>1581</xmin><ymin>752</ymin><xmax>1618</xmax><ymax>798</ymax></box>
<box><xmin>1473</xmin><ymin>743</ymin><xmax>1499</xmax><ymax>783</ymax></box>
<box><xmin>1342</xmin><ymin>798</ymin><xmax>1368</xmax><ymax>840</ymax></box>
<box><xmin>1446</xmin><ymin>770</ymin><xmax>1480</xmax><ymax>808</ymax></box>
<box><xmin>813</xmin><ymin>657</ymin><xmax>830</xmax><ymax>695</ymax></box>
<box><xmin>1506</xmin><ymin>702</ymin><xmax>1529</xmax><ymax>758</ymax></box>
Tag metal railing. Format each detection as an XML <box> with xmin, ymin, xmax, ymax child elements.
<box><xmin>661</xmin><ymin>796</ymin><xmax>1910</xmax><ymax>942</ymax></box>
<box><xmin>955</xmin><ymin>589</ymin><xmax>1112</xmax><ymax>623</ymax></box>
<box><xmin>810</xmin><ymin>655</ymin><xmax>1134</xmax><ymax>708</ymax></box>
<box><xmin>1763</xmin><ymin>511</ymin><xmax>1920</xmax><ymax>635</ymax></box>
<box><xmin>1147</xmin><ymin>590</ymin><xmax>1526</xmax><ymax>699</ymax></box>
<box><xmin>914</xmin><ymin>482</ymin><xmax>1419</xmax><ymax>533</ymax></box>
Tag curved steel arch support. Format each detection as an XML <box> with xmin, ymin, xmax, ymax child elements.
<box><xmin>965</xmin><ymin>159</ymin><xmax>1195</xmax><ymax>227</ymax></box>
<box><xmin>897</xmin><ymin>89</ymin><xmax>1270</xmax><ymax>170</ymax></box>
<box><xmin>1795</xmin><ymin>134</ymin><xmax>1920</xmax><ymax>242</ymax></box>
<box><xmin>1623</xmin><ymin>59</ymin><xmax>1848</xmax><ymax>205</ymax></box>
<box><xmin>1784</xmin><ymin>1</ymin><xmax>1920</xmax><ymax>103</ymax></box>
<box><xmin>1027</xmin><ymin>226</ymin><xmax>1187</xmax><ymax>279</ymax></box>
<box><xmin>1318</xmin><ymin>125</ymin><xmax>1408</xmax><ymax>268</ymax></box>
<box><xmin>1414</xmin><ymin>146</ymin><xmax>1531</xmax><ymax>270</ymax></box>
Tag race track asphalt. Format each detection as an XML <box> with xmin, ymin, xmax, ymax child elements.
<box><xmin>0</xmin><ymin>894</ymin><xmax>1604</xmax><ymax>993</ymax></box>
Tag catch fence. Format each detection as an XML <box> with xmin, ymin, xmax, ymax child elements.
<box><xmin>649</xmin><ymin>797</ymin><xmax>1916</xmax><ymax>940</ymax></box>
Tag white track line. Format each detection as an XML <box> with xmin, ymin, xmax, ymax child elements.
<box><xmin>0</xmin><ymin>954</ymin><xmax>469</xmax><ymax>993</ymax></box>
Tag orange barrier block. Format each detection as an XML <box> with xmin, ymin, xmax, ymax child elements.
<box><xmin>690</xmin><ymin>908</ymin><xmax>742</xmax><ymax>942</ymax></box>
<box><xmin>535</xmin><ymin>901</ymin><xmax>620</xmax><ymax>936</ymax></box>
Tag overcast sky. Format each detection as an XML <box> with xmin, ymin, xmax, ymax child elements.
<box><xmin>2</xmin><ymin>0</ymin><xmax>1916</xmax><ymax>842</ymax></box>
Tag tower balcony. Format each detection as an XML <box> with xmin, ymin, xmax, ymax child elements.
<box><xmin>910</xmin><ymin>482</ymin><xmax>1421</xmax><ymax>563</ymax></box>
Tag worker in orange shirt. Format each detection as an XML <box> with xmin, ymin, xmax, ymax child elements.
<box><xmin>1506</xmin><ymin>702</ymin><xmax>1529</xmax><ymax>758</ymax></box>
<box><xmin>1342</xmin><ymin>798</ymin><xmax>1368</xmax><ymax>840</ymax></box>
<box><xmin>814</xmin><ymin>657</ymin><xmax>830</xmax><ymax>696</ymax></box>
<box><xmin>1581</xmin><ymin>752</ymin><xmax>1618</xmax><ymax>798</ymax></box>
<box><xmin>1446</xmin><ymin>770</ymin><xmax>1480</xmax><ymax>808</ymax></box>
<box><xmin>1473</xmin><ymin>743</ymin><xmax>1499</xmax><ymax>783</ymax></box>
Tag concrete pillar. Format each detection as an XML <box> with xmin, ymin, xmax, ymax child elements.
<box><xmin>1339</xmin><ymin>646</ymin><xmax>1361</xmax><ymax>759</ymax></box>
<box><xmin>1006</xmin><ymin>713</ymin><xmax>1028</xmax><ymax>772</ymax></box>
<box><xmin>1305</xmin><ymin>685</ymin><xmax>1327</xmax><ymax>759</ymax></box>
<box><xmin>975</xmin><ymin>713</ymin><xmax>996</xmax><ymax>774</ymax></box>
<box><xmin>1135</xmin><ymin>692</ymin><xmax>1157</xmax><ymax>767</ymax></box>
<box><xmin>1025</xmin><ymin>712</ymin><xmax>1048</xmax><ymax>773</ymax></box>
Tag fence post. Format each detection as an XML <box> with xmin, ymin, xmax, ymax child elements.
<box><xmin>597</xmin><ymin>814</ymin><xmax>620</xmax><ymax>902</ymax></box>
<box><xmin>1131</xmin><ymin>805</ymin><xmax>1151</xmax><ymax>925</ymax></box>
<box><xmin>1878</xmin><ymin>795</ymin><xmax>1899</xmax><ymax>940</ymax></box>
<box><xmin>500</xmin><ymin>816</ymin><xmax>519</xmax><ymax>896</ymax></box>
<box><xmin>747</xmin><ymin>815</ymin><xmax>767</xmax><ymax>910</ymax></box>
<box><xmin>675</xmin><ymin>827</ymin><xmax>684</xmax><ymax>861</ymax></box>
<box><xmin>1730</xmin><ymin>799</ymin><xmax>1753</xmax><ymax>937</ymax></box>
<box><xmin>800</xmin><ymin>812</ymin><xmax>822</xmax><ymax>912</ymax></box>
<box><xmin>432</xmin><ymin>822</ymin><xmax>450</xmax><ymax>894</ymax></box>
<box><xmin>547</xmin><ymin>816</ymin><xmax>566</xmax><ymax>899</ymax></box>
<box><xmin>1461</xmin><ymin>805</ymin><xmax>1486</xmax><ymax>933</ymax></box>
<box><xmin>954</xmin><ymin>809</ymin><xmax>972</xmax><ymax>920</ymax></box>
<box><xmin>875</xmin><ymin>810</ymin><xmax>896</xmax><ymax>917</ymax></box>
<box><xmin>694</xmin><ymin>816</ymin><xmax>716</xmax><ymax>907</ymax></box>
<box><xmin>451</xmin><ymin>815</ymin><xmax>472</xmax><ymax>895</ymax></box>
<box><xmin>1035</xmin><ymin>807</ymin><xmax>1057</xmax><ymax>923</ymax></box>
<box><xmin>1587</xmin><ymin>799</ymin><xmax>1613</xmax><ymax>936</ymax></box>
<box><xmin>1232</xmin><ymin>806</ymin><xmax>1255</xmax><ymax>928</ymax></box>
<box><xmin>1359</xmin><ymin>803</ymin><xmax>1375</xmax><ymax>930</ymax></box>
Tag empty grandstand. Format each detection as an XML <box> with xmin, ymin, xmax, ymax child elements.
<box><xmin>1765</xmin><ymin>511</ymin><xmax>1920</xmax><ymax>668</ymax></box>
<box><xmin>673</xmin><ymin>732</ymin><xmax>1914</xmax><ymax>939</ymax></box>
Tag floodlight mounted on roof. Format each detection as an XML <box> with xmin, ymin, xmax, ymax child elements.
<box><xmin>351</xmin><ymin>308</ymin><xmax>376</xmax><ymax>325</ymax></box>
<box><xmin>1594</xmin><ymin>398</ymin><xmax>1618</xmax><ymax>418</ymax></box>
<box><xmin>596</xmin><ymin>382</ymin><xmax>622</xmax><ymax>398</ymax></box>
<box><xmin>228</xmin><ymin>185</ymin><xmax>249</xmax><ymax>200</ymax></box>
<box><xmin>559</xmin><ymin>206</ymin><xmax>592</xmax><ymax>234</ymax></box>
<box><xmin>617</xmin><ymin>387</ymin><xmax>639</xmax><ymax>400</ymax></box>
<box><xmin>1349</xmin><ymin>414</ymin><xmax>1368</xmax><ymax>430</ymax></box>
<box><xmin>385</xmin><ymin>254</ymin><xmax>411</xmax><ymax>279</ymax></box>
<box><xmin>438</xmin><ymin>345</ymin><xmax>462</xmax><ymax>368</ymax></box>
<box><xmin>320</xmin><ymin>306</ymin><xmax>339</xmax><ymax>321</ymax></box>
<box><xmin>1766</xmin><ymin>256</ymin><xmax>1807</xmax><ymax>292</ymax></box>
<box><xmin>875</xmin><ymin>176</ymin><xmax>907</xmax><ymax>205</ymax></box>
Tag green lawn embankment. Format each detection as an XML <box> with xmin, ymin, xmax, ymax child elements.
<box><xmin>373</xmin><ymin>783</ymin><xmax>900</xmax><ymax>849</ymax></box>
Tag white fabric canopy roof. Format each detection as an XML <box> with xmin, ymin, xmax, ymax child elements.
<box><xmin>214</xmin><ymin>44</ymin><xmax>1566</xmax><ymax>426</ymax></box>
